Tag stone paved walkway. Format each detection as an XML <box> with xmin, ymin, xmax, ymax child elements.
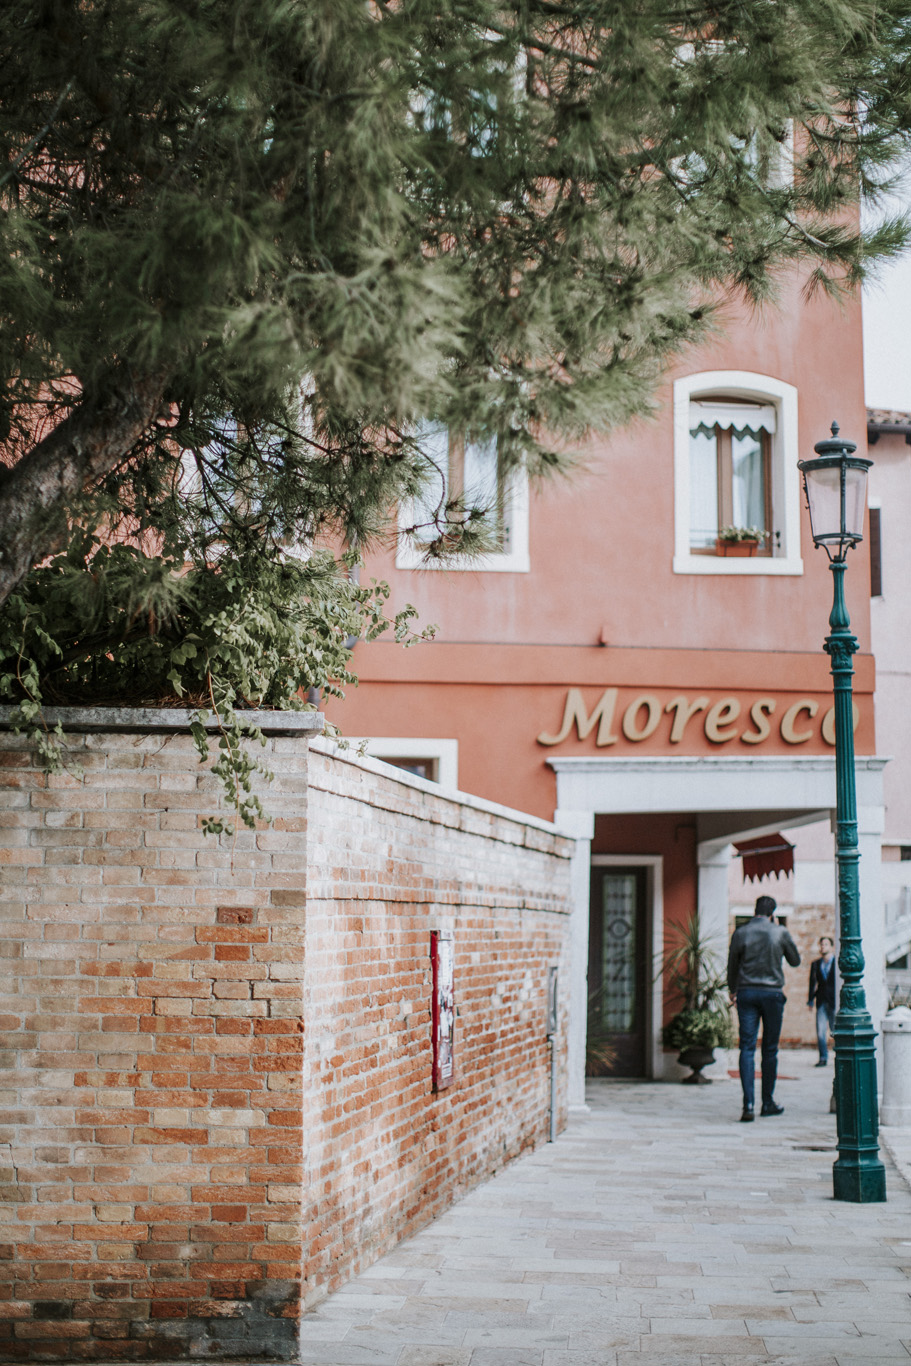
<box><xmin>299</xmin><ymin>1050</ymin><xmax>911</xmax><ymax>1366</ymax></box>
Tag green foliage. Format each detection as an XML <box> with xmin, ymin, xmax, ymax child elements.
<box><xmin>661</xmin><ymin>914</ymin><xmax>734</xmax><ymax>1052</ymax></box>
<box><xmin>718</xmin><ymin>525</ymin><xmax>769</xmax><ymax>543</ymax></box>
<box><xmin>4</xmin><ymin>0</ymin><xmax>911</xmax><ymax>570</ymax></box>
<box><xmin>0</xmin><ymin>531</ymin><xmax>431</xmax><ymax>830</ymax></box>
<box><xmin>4</xmin><ymin>0</ymin><xmax>911</xmax><ymax>819</ymax></box>
<box><xmin>662</xmin><ymin>1006</ymin><xmax>735</xmax><ymax>1052</ymax></box>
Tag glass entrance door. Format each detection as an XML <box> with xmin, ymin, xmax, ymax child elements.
<box><xmin>588</xmin><ymin>867</ymin><xmax>648</xmax><ymax>1077</ymax></box>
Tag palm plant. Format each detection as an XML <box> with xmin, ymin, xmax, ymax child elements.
<box><xmin>661</xmin><ymin>915</ymin><xmax>735</xmax><ymax>1052</ymax></box>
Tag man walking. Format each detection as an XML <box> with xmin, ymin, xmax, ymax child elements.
<box><xmin>807</xmin><ymin>935</ymin><xmax>837</xmax><ymax>1066</ymax></box>
<box><xmin>727</xmin><ymin>895</ymin><xmax>801</xmax><ymax>1122</ymax></box>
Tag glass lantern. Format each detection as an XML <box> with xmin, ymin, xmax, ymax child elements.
<box><xmin>798</xmin><ymin>423</ymin><xmax>872</xmax><ymax>561</ymax></box>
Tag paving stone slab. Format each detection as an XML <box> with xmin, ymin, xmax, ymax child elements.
<box><xmin>465</xmin><ymin>1351</ymin><xmax>543</xmax><ymax>1366</ymax></box>
<box><xmin>460</xmin><ymin>1327</ymin><xmax>570</xmax><ymax>1349</ymax></box>
<box><xmin>294</xmin><ymin>1345</ymin><xmax>402</xmax><ymax>1365</ymax></box>
<box><xmin>635</xmin><ymin>1333</ymin><xmax>769</xmax><ymax>1355</ymax></box>
<box><xmin>541</xmin><ymin>1352</ymin><xmax>620</xmax><ymax>1366</ymax></box>
<box><xmin>395</xmin><ymin>1349</ymin><xmax>473</xmax><ymax>1366</ymax></box>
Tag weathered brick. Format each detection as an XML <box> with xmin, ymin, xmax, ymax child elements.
<box><xmin>2</xmin><ymin>722</ymin><xmax>571</xmax><ymax>1362</ymax></box>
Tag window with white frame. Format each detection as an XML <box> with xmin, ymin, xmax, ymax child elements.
<box><xmin>353</xmin><ymin>738</ymin><xmax>459</xmax><ymax>790</ymax></box>
<box><xmin>673</xmin><ymin>371</ymin><xmax>802</xmax><ymax>576</ymax></box>
<box><xmin>689</xmin><ymin>398</ymin><xmax>775</xmax><ymax>552</ymax></box>
<box><xmin>397</xmin><ymin>422</ymin><xmax>530</xmax><ymax>573</ymax></box>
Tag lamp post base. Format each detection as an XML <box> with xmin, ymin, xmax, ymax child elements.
<box><xmin>833</xmin><ymin>1158</ymin><xmax>887</xmax><ymax>1203</ymax></box>
<box><xmin>832</xmin><ymin>1010</ymin><xmax>886</xmax><ymax>1202</ymax></box>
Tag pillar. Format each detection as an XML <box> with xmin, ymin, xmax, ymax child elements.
<box><xmin>554</xmin><ymin>808</ymin><xmax>595</xmax><ymax>1112</ymax></box>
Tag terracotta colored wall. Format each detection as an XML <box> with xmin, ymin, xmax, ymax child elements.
<box><xmin>347</xmin><ymin>282</ymin><xmax>870</xmax><ymax>662</ymax></box>
<box><xmin>330</xmin><ymin>280</ymin><xmax>873</xmax><ymax>824</ymax></box>
<box><xmin>330</xmin><ymin>654</ymin><xmax>875</xmax><ymax>823</ymax></box>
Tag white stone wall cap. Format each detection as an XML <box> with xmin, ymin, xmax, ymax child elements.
<box><xmin>311</xmin><ymin>735</ymin><xmax>572</xmax><ymax>843</ymax></box>
<box><xmin>0</xmin><ymin>705</ymin><xmax>325</xmax><ymax>735</ymax></box>
<box><xmin>883</xmin><ymin>1006</ymin><xmax>911</xmax><ymax>1029</ymax></box>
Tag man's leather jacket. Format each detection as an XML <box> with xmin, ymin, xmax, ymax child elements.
<box><xmin>727</xmin><ymin>915</ymin><xmax>801</xmax><ymax>992</ymax></box>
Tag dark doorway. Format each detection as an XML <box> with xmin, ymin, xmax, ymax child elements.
<box><xmin>588</xmin><ymin>866</ymin><xmax>648</xmax><ymax>1077</ymax></box>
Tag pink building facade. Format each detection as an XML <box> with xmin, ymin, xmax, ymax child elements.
<box><xmin>329</xmin><ymin>277</ymin><xmax>889</xmax><ymax>1102</ymax></box>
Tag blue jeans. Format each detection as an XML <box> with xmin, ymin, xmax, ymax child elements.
<box><xmin>816</xmin><ymin>1001</ymin><xmax>834</xmax><ymax>1062</ymax></box>
<box><xmin>737</xmin><ymin>987</ymin><xmax>786</xmax><ymax>1108</ymax></box>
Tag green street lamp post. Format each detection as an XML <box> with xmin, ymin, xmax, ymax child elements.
<box><xmin>798</xmin><ymin>423</ymin><xmax>886</xmax><ymax>1204</ymax></box>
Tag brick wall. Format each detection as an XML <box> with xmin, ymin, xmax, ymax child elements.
<box><xmin>0</xmin><ymin>715</ymin><xmax>574</xmax><ymax>1360</ymax></box>
<box><xmin>301</xmin><ymin>742</ymin><xmax>573</xmax><ymax>1309</ymax></box>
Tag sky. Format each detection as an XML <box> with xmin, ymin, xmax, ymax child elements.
<box><xmin>862</xmin><ymin>187</ymin><xmax>911</xmax><ymax>412</ymax></box>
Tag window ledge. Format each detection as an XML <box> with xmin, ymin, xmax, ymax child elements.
<box><xmin>673</xmin><ymin>553</ymin><xmax>803</xmax><ymax>576</ymax></box>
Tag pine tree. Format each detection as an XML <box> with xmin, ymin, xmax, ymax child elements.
<box><xmin>2</xmin><ymin>0</ymin><xmax>911</xmax><ymax>822</ymax></box>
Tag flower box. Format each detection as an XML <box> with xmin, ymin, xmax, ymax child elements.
<box><xmin>716</xmin><ymin>537</ymin><xmax>759</xmax><ymax>557</ymax></box>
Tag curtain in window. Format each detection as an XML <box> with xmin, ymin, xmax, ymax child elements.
<box><xmin>689</xmin><ymin>427</ymin><xmax>718</xmax><ymax>548</ymax></box>
<box><xmin>731</xmin><ymin>429</ymin><xmax>766</xmax><ymax>530</ymax></box>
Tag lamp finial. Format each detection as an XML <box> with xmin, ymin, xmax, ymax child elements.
<box><xmin>831</xmin><ymin>421</ymin><xmax>840</xmax><ymax>437</ymax></box>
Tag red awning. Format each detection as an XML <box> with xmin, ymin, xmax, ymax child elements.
<box><xmin>734</xmin><ymin>833</ymin><xmax>795</xmax><ymax>882</ymax></box>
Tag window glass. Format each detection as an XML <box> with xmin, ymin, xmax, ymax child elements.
<box><xmin>463</xmin><ymin>434</ymin><xmax>504</xmax><ymax>545</ymax></box>
<box><xmin>411</xmin><ymin>421</ymin><xmax>449</xmax><ymax>542</ymax></box>
<box><xmin>398</xmin><ymin>421</ymin><xmax>529</xmax><ymax>573</ymax></box>
<box><xmin>598</xmin><ymin>873</ymin><xmax>638</xmax><ymax>1032</ymax></box>
<box><xmin>384</xmin><ymin>757</ymin><xmax>437</xmax><ymax>782</ymax></box>
<box><xmin>731</xmin><ymin>428</ymin><xmax>766</xmax><ymax>529</ymax></box>
<box><xmin>411</xmin><ymin>424</ymin><xmax>505</xmax><ymax>548</ymax></box>
<box><xmin>869</xmin><ymin>506</ymin><xmax>883</xmax><ymax>597</ymax></box>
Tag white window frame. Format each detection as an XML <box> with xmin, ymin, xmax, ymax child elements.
<box><xmin>349</xmin><ymin>738</ymin><xmax>459</xmax><ymax>790</ymax></box>
<box><xmin>396</xmin><ymin>455</ymin><xmax>530</xmax><ymax>574</ymax></box>
<box><xmin>673</xmin><ymin>370</ymin><xmax>803</xmax><ymax>576</ymax></box>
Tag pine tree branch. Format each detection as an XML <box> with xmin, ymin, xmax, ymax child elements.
<box><xmin>0</xmin><ymin>80</ymin><xmax>74</xmax><ymax>191</ymax></box>
<box><xmin>0</xmin><ymin>371</ymin><xmax>169</xmax><ymax>608</ymax></box>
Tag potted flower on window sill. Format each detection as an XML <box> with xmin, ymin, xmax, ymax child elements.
<box><xmin>661</xmin><ymin>915</ymin><xmax>735</xmax><ymax>1084</ymax></box>
<box><xmin>716</xmin><ymin>525</ymin><xmax>768</xmax><ymax>557</ymax></box>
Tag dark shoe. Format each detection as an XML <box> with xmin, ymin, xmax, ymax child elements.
<box><xmin>740</xmin><ymin>1106</ymin><xmax>755</xmax><ymax>1122</ymax></box>
<box><xmin>760</xmin><ymin>1101</ymin><xmax>784</xmax><ymax>1117</ymax></box>
<box><xmin>815</xmin><ymin>1060</ymin><xmax>827</xmax><ymax>1067</ymax></box>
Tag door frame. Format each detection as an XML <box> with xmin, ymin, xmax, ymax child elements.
<box><xmin>591</xmin><ymin>854</ymin><xmax>664</xmax><ymax>1079</ymax></box>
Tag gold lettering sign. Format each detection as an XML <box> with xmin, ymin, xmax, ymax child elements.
<box><xmin>666</xmin><ymin>695</ymin><xmax>709</xmax><ymax>743</ymax></box>
<box><xmin>621</xmin><ymin>695</ymin><xmax>662</xmax><ymax>742</ymax></box>
<box><xmin>537</xmin><ymin>687</ymin><xmax>619</xmax><ymax>747</ymax></box>
<box><xmin>741</xmin><ymin>698</ymin><xmax>776</xmax><ymax>744</ymax></box>
<box><xmin>704</xmin><ymin>697</ymin><xmax>741</xmax><ymax>743</ymax></box>
<box><xmin>536</xmin><ymin>688</ymin><xmax>860</xmax><ymax>750</ymax></box>
<box><xmin>780</xmin><ymin>699</ymin><xmax>818</xmax><ymax>744</ymax></box>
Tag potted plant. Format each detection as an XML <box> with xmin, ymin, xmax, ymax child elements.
<box><xmin>716</xmin><ymin>525</ymin><xmax>768</xmax><ymax>557</ymax></box>
<box><xmin>661</xmin><ymin>915</ymin><xmax>735</xmax><ymax>1083</ymax></box>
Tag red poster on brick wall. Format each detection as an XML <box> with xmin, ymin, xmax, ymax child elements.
<box><xmin>431</xmin><ymin>930</ymin><xmax>455</xmax><ymax>1091</ymax></box>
